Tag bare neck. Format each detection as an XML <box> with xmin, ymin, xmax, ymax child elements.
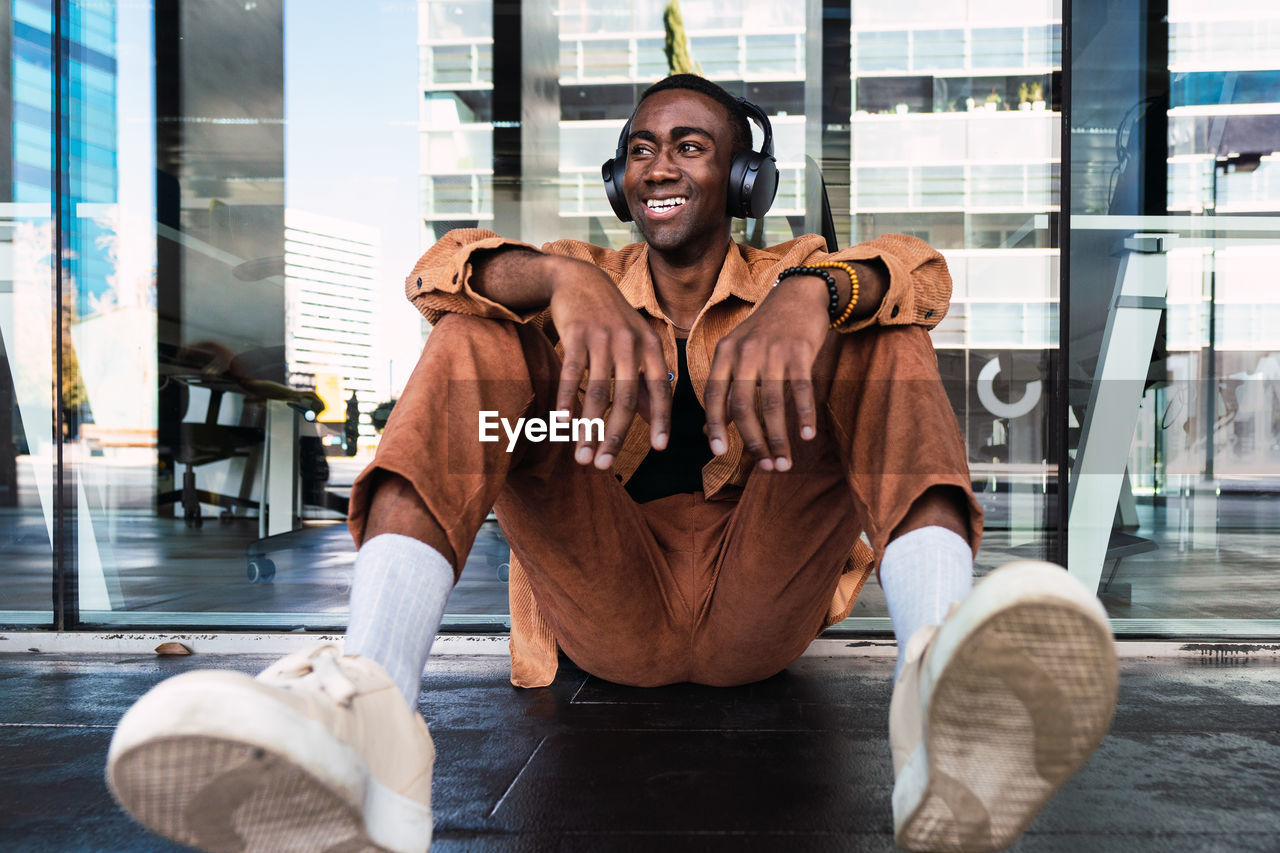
<box><xmin>648</xmin><ymin>239</ymin><xmax>731</xmax><ymax>330</ymax></box>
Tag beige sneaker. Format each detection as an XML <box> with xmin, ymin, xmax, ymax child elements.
<box><xmin>105</xmin><ymin>644</ymin><xmax>434</xmax><ymax>853</ymax></box>
<box><xmin>889</xmin><ymin>561</ymin><xmax>1118</xmax><ymax>852</ymax></box>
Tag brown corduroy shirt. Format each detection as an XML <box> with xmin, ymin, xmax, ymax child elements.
<box><xmin>404</xmin><ymin>228</ymin><xmax>954</xmax><ymax>686</ymax></box>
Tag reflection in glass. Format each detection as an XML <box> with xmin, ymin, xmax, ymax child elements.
<box><xmin>971</xmin><ymin>27</ymin><xmax>1027</xmax><ymax>69</ymax></box>
<box><xmin>912</xmin><ymin>29</ymin><xmax>965</xmax><ymax>71</ymax></box>
<box><xmin>856</xmin><ymin>31</ymin><xmax>909</xmax><ymax>73</ymax></box>
<box><xmin>24</xmin><ymin>0</ymin><xmax>1275</xmax><ymax>636</ymax></box>
<box><xmin>1069</xmin><ymin>0</ymin><xmax>1280</xmax><ymax>626</ymax></box>
<box><xmin>426</xmin><ymin>0</ymin><xmax>489</xmax><ymax>41</ymax></box>
<box><xmin>1</xmin><ymin>2</ymin><xmax>56</xmax><ymax>622</ymax></box>
<box><xmin>412</xmin><ymin>0</ymin><xmax>1066</xmax><ymax>623</ymax></box>
<box><xmin>42</xmin><ymin>0</ymin><xmax>428</xmax><ymax>626</ymax></box>
<box><xmin>851</xmin><ymin>1</ymin><xmax>1063</xmax><ymax>590</ymax></box>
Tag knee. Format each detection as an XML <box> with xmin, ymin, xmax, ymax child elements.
<box><xmin>432</xmin><ymin>312</ymin><xmax>516</xmax><ymax>335</ymax></box>
<box><xmin>428</xmin><ymin>314</ymin><xmax>523</xmax><ymax>363</ymax></box>
<box><xmin>428</xmin><ymin>314</ymin><xmax>560</xmax><ymax>389</ymax></box>
<box><xmin>432</xmin><ymin>313</ymin><xmax>553</xmax><ymax>353</ymax></box>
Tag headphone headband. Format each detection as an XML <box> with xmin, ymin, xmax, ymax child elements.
<box><xmin>602</xmin><ymin>92</ymin><xmax>780</xmax><ymax>223</ymax></box>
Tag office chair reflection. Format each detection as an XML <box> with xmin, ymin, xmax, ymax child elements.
<box><xmin>157</xmin><ymin>340</ymin><xmax>322</xmax><ymax>529</ymax></box>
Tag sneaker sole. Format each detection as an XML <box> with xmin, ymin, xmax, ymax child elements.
<box><xmin>893</xmin><ymin>561</ymin><xmax>1119</xmax><ymax>852</ymax></box>
<box><xmin>106</xmin><ymin>671</ymin><xmax>432</xmax><ymax>853</ymax></box>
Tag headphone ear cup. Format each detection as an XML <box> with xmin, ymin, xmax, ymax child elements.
<box><xmin>601</xmin><ymin>156</ymin><xmax>632</xmax><ymax>223</ymax></box>
<box><xmin>726</xmin><ymin>152</ymin><xmax>751</xmax><ymax>218</ymax></box>
<box><xmin>727</xmin><ymin>152</ymin><xmax>780</xmax><ymax>219</ymax></box>
<box><xmin>746</xmin><ymin>154</ymin><xmax>779</xmax><ymax>220</ymax></box>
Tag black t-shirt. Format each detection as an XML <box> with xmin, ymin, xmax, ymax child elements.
<box><xmin>624</xmin><ymin>336</ymin><xmax>714</xmax><ymax>503</ymax></box>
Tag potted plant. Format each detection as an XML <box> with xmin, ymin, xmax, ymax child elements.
<box><xmin>1030</xmin><ymin>81</ymin><xmax>1045</xmax><ymax>110</ymax></box>
<box><xmin>1018</xmin><ymin>82</ymin><xmax>1031</xmax><ymax>110</ymax></box>
<box><xmin>984</xmin><ymin>88</ymin><xmax>1002</xmax><ymax>111</ymax></box>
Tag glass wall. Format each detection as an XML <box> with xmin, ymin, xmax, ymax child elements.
<box><xmin>1068</xmin><ymin>0</ymin><xmax>1280</xmax><ymax>632</ymax></box>
<box><xmin>3</xmin><ymin>0</ymin><xmax>1278</xmax><ymax>637</ymax></box>
<box><xmin>848</xmin><ymin>0</ymin><xmax>1062</xmax><ymax>625</ymax></box>
<box><xmin>0</xmin><ymin>1</ymin><xmax>56</xmax><ymax>625</ymax></box>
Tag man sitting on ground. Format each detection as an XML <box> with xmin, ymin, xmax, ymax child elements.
<box><xmin>106</xmin><ymin>74</ymin><xmax>1118</xmax><ymax>853</ymax></box>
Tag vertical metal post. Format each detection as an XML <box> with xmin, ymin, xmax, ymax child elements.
<box><xmin>1205</xmin><ymin>164</ymin><xmax>1218</xmax><ymax>480</ymax></box>
<box><xmin>1055</xmin><ymin>0</ymin><xmax>1072</xmax><ymax>568</ymax></box>
<box><xmin>262</xmin><ymin>401</ymin><xmax>298</xmax><ymax>537</ymax></box>
<box><xmin>803</xmin><ymin>0</ymin><xmax>823</xmax><ymax>239</ymax></box>
<box><xmin>491</xmin><ymin>0</ymin><xmax>558</xmax><ymax>245</ymax></box>
<box><xmin>52</xmin><ymin>0</ymin><xmax>77</xmax><ymax>629</ymax></box>
<box><xmin>1067</xmin><ymin>234</ymin><xmax>1173</xmax><ymax>592</ymax></box>
<box><xmin>820</xmin><ymin>0</ymin><xmax>851</xmax><ymax>243</ymax></box>
<box><xmin>490</xmin><ymin>0</ymin><xmax>521</xmax><ymax>240</ymax></box>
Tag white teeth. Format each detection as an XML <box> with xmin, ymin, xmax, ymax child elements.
<box><xmin>646</xmin><ymin>197</ymin><xmax>687</xmax><ymax>210</ymax></box>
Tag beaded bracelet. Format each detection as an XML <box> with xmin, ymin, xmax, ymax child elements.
<box><xmin>773</xmin><ymin>262</ymin><xmax>861</xmax><ymax>328</ymax></box>
<box><xmin>813</xmin><ymin>261</ymin><xmax>860</xmax><ymax>328</ymax></box>
<box><xmin>774</xmin><ymin>265</ymin><xmax>839</xmax><ymax>319</ymax></box>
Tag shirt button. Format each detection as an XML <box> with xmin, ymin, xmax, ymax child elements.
<box><xmin>925</xmin><ymin>309</ymin><xmax>934</xmax><ymax>319</ymax></box>
<box><xmin>451</xmin><ymin>273</ymin><xmax>458</xmax><ymax>284</ymax></box>
<box><xmin>891</xmin><ymin>305</ymin><xmax>900</xmax><ymax>318</ymax></box>
<box><xmin>417</xmin><ymin>277</ymin><xmax>423</xmax><ymax>289</ymax></box>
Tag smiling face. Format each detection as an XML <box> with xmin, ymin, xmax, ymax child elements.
<box><xmin>622</xmin><ymin>88</ymin><xmax>736</xmax><ymax>259</ymax></box>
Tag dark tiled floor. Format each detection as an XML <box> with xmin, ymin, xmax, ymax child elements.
<box><xmin>1</xmin><ymin>649</ymin><xmax>1279</xmax><ymax>851</ymax></box>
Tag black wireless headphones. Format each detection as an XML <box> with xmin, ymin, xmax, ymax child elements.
<box><xmin>600</xmin><ymin>95</ymin><xmax>779</xmax><ymax>223</ymax></box>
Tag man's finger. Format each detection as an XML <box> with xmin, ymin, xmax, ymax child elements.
<box><xmin>760</xmin><ymin>349</ymin><xmax>790</xmax><ymax>471</ymax></box>
<box><xmin>556</xmin><ymin>334</ymin><xmax>587</xmax><ymax>414</ymax></box>
<box><xmin>704</xmin><ymin>343</ymin><xmax>736</xmax><ymax>456</ymax></box>
<box><xmin>729</xmin><ymin>374</ymin><xmax>771</xmax><ymax>471</ymax></box>
<box><xmin>576</xmin><ymin>335</ymin><xmax>613</xmax><ymax>465</ymax></box>
<box><xmin>789</xmin><ymin>353</ymin><xmax>817</xmax><ymax>442</ymax></box>
<box><xmin>596</xmin><ymin>342</ymin><xmax>639</xmax><ymax>469</ymax></box>
<box><xmin>641</xmin><ymin>336</ymin><xmax>671</xmax><ymax>450</ymax></box>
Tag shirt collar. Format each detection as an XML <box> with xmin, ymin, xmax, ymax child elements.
<box><xmin>616</xmin><ymin>243</ymin><xmax>663</xmax><ymax>316</ymax></box>
<box><xmin>617</xmin><ymin>241</ymin><xmax>773</xmax><ymax>317</ymax></box>
<box><xmin>709</xmin><ymin>241</ymin><xmax>771</xmax><ymax>307</ymax></box>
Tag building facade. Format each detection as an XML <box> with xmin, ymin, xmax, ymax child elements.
<box><xmin>285</xmin><ymin>209</ymin><xmax>381</xmax><ymax>438</ymax></box>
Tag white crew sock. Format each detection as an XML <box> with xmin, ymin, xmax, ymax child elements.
<box><xmin>880</xmin><ymin>525</ymin><xmax>974</xmax><ymax>681</ymax></box>
<box><xmin>344</xmin><ymin>533</ymin><xmax>455</xmax><ymax>706</ymax></box>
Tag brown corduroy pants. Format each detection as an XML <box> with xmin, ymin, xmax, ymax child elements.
<box><xmin>348</xmin><ymin>314</ymin><xmax>981</xmax><ymax>688</ymax></box>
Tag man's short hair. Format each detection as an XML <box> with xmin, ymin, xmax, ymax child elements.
<box><xmin>638</xmin><ymin>75</ymin><xmax>753</xmax><ymax>156</ymax></box>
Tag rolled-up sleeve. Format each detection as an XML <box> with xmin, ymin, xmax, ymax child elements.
<box><xmin>808</xmin><ymin>233</ymin><xmax>952</xmax><ymax>333</ymax></box>
<box><xmin>403</xmin><ymin>228</ymin><xmax>547</xmax><ymax>326</ymax></box>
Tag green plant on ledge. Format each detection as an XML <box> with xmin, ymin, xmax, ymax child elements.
<box><xmin>663</xmin><ymin>0</ymin><xmax>701</xmax><ymax>75</ymax></box>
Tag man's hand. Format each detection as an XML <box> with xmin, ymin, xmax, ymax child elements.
<box><xmin>703</xmin><ymin>276</ymin><xmax>833</xmax><ymax>472</ymax></box>
<box><xmin>471</xmin><ymin>250</ymin><xmax>672</xmax><ymax>469</ymax></box>
<box><xmin>546</xmin><ymin>257</ymin><xmax>672</xmax><ymax>469</ymax></box>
